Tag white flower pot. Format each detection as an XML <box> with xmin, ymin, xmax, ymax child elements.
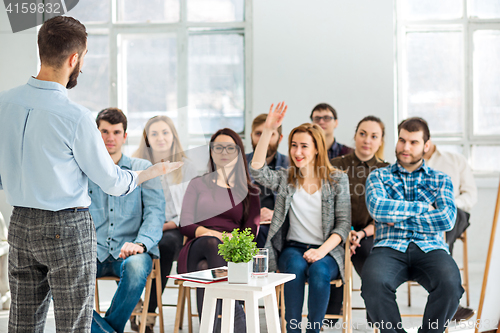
<box><xmin>227</xmin><ymin>261</ymin><xmax>251</xmax><ymax>284</ymax></box>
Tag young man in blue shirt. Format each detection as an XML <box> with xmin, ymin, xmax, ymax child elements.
<box><xmin>363</xmin><ymin>117</ymin><xmax>463</xmax><ymax>333</ymax></box>
<box><xmin>89</xmin><ymin>108</ymin><xmax>166</xmax><ymax>333</ymax></box>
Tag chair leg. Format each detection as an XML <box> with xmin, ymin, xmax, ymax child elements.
<box><xmin>407</xmin><ymin>281</ymin><xmax>411</xmax><ymax>307</ymax></box>
<box><xmin>462</xmin><ymin>231</ymin><xmax>470</xmax><ymax>307</ymax></box>
<box><xmin>155</xmin><ymin>262</ymin><xmax>164</xmax><ymax>333</ymax></box>
<box><xmin>174</xmin><ymin>282</ymin><xmax>185</xmax><ymax>333</ymax></box>
<box><xmin>140</xmin><ymin>276</ymin><xmax>153</xmax><ymax>333</ymax></box>
<box><xmin>95</xmin><ymin>279</ymin><xmax>101</xmax><ymax>314</ymax></box>
<box><xmin>186</xmin><ymin>287</ymin><xmax>193</xmax><ymax>333</ymax></box>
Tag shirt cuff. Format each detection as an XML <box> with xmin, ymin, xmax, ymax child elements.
<box><xmin>120</xmin><ymin>170</ymin><xmax>138</xmax><ymax>196</ymax></box>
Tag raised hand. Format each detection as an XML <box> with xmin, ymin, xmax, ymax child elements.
<box><xmin>264</xmin><ymin>102</ymin><xmax>288</xmax><ymax>131</ymax></box>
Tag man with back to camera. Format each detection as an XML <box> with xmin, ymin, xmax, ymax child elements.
<box><xmin>362</xmin><ymin>117</ymin><xmax>463</xmax><ymax>333</ymax></box>
<box><xmin>0</xmin><ymin>16</ymin><xmax>181</xmax><ymax>332</ymax></box>
<box><xmin>423</xmin><ymin>139</ymin><xmax>477</xmax><ymax>322</ymax></box>
<box><xmin>246</xmin><ymin>113</ymin><xmax>289</xmax><ymax>248</ymax></box>
<box><xmin>310</xmin><ymin>103</ymin><xmax>353</xmax><ymax>160</ymax></box>
<box><xmin>90</xmin><ymin>108</ymin><xmax>165</xmax><ymax>333</ymax></box>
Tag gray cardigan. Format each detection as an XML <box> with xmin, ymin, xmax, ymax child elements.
<box><xmin>250</xmin><ymin>164</ymin><xmax>351</xmax><ymax>281</ymax></box>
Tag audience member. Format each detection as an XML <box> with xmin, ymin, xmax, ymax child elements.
<box><xmin>178</xmin><ymin>128</ymin><xmax>260</xmax><ymax>333</ymax></box>
<box><xmin>362</xmin><ymin>117</ymin><xmax>463</xmax><ymax>333</ymax></box>
<box><xmin>250</xmin><ymin>103</ymin><xmax>351</xmax><ymax>333</ymax></box>
<box><xmin>246</xmin><ymin>113</ymin><xmax>289</xmax><ymax>248</ymax></box>
<box><xmin>89</xmin><ymin>108</ymin><xmax>166</xmax><ymax>333</ymax></box>
<box><xmin>424</xmin><ymin>140</ymin><xmax>478</xmax><ymax>321</ymax></box>
<box><xmin>310</xmin><ymin>103</ymin><xmax>353</xmax><ymax>160</ymax></box>
<box><xmin>132</xmin><ymin>116</ymin><xmax>198</xmax><ymax>330</ymax></box>
<box><xmin>326</xmin><ymin>116</ymin><xmax>388</xmax><ymax>320</ymax></box>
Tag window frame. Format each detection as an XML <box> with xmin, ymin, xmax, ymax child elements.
<box><xmin>396</xmin><ymin>0</ymin><xmax>500</xmax><ymax>176</ymax></box>
<box><xmin>76</xmin><ymin>0</ymin><xmax>253</xmax><ymax>150</ymax></box>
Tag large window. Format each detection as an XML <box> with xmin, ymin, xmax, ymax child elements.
<box><xmin>66</xmin><ymin>0</ymin><xmax>251</xmax><ymax>154</ymax></box>
<box><xmin>396</xmin><ymin>0</ymin><xmax>500</xmax><ymax>173</ymax></box>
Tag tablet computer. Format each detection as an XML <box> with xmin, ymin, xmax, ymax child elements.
<box><xmin>178</xmin><ymin>267</ymin><xmax>228</xmax><ymax>283</ymax></box>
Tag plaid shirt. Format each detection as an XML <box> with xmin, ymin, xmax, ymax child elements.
<box><xmin>365</xmin><ymin>161</ymin><xmax>456</xmax><ymax>253</ymax></box>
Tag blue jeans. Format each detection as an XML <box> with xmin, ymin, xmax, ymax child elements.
<box><xmin>361</xmin><ymin>243</ymin><xmax>463</xmax><ymax>333</ymax></box>
<box><xmin>278</xmin><ymin>245</ymin><xmax>340</xmax><ymax>333</ymax></box>
<box><xmin>91</xmin><ymin>253</ymin><xmax>153</xmax><ymax>333</ymax></box>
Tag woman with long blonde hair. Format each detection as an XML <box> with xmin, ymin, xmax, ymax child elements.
<box><xmin>132</xmin><ymin>115</ymin><xmax>197</xmax><ymax>330</ymax></box>
<box><xmin>250</xmin><ymin>103</ymin><xmax>351</xmax><ymax>333</ymax></box>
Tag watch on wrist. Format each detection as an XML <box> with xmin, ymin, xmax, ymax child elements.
<box><xmin>360</xmin><ymin>229</ymin><xmax>367</xmax><ymax>239</ymax></box>
<box><xmin>135</xmin><ymin>242</ymin><xmax>147</xmax><ymax>252</ymax></box>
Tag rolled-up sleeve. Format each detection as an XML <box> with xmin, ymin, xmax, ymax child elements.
<box><xmin>73</xmin><ymin>113</ymin><xmax>137</xmax><ymax>196</ymax></box>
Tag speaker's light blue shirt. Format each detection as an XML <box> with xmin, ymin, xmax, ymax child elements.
<box><xmin>0</xmin><ymin>77</ymin><xmax>137</xmax><ymax>211</ymax></box>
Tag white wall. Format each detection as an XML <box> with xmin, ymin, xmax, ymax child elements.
<box><xmin>252</xmin><ymin>0</ymin><xmax>395</xmax><ymax>160</ymax></box>
<box><xmin>0</xmin><ymin>9</ymin><xmax>38</xmax><ymax>225</ymax></box>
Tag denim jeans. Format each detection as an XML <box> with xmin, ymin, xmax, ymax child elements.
<box><xmin>361</xmin><ymin>243</ymin><xmax>463</xmax><ymax>333</ymax></box>
<box><xmin>91</xmin><ymin>253</ymin><xmax>153</xmax><ymax>333</ymax></box>
<box><xmin>278</xmin><ymin>245</ymin><xmax>340</xmax><ymax>333</ymax></box>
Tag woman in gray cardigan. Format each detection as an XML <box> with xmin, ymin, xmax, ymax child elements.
<box><xmin>250</xmin><ymin>103</ymin><xmax>351</xmax><ymax>333</ymax></box>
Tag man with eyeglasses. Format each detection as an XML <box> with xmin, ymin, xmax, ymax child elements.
<box><xmin>310</xmin><ymin>103</ymin><xmax>353</xmax><ymax>160</ymax></box>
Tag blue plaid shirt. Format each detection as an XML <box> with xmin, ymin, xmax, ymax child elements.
<box><xmin>365</xmin><ymin>161</ymin><xmax>456</xmax><ymax>253</ymax></box>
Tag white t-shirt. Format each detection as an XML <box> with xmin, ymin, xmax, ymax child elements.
<box><xmin>286</xmin><ymin>187</ymin><xmax>323</xmax><ymax>245</ymax></box>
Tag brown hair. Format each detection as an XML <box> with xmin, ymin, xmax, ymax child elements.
<box><xmin>251</xmin><ymin>113</ymin><xmax>282</xmax><ymax>136</ymax></box>
<box><xmin>38</xmin><ymin>16</ymin><xmax>87</xmax><ymax>68</ymax></box>
<box><xmin>287</xmin><ymin>123</ymin><xmax>339</xmax><ymax>187</ymax></box>
<box><xmin>310</xmin><ymin>103</ymin><xmax>338</xmax><ymax>120</ymax></box>
<box><xmin>355</xmin><ymin>115</ymin><xmax>386</xmax><ymax>160</ymax></box>
<box><xmin>398</xmin><ymin>117</ymin><xmax>430</xmax><ymax>143</ymax></box>
<box><xmin>132</xmin><ymin>116</ymin><xmax>186</xmax><ymax>184</ymax></box>
<box><xmin>96</xmin><ymin>108</ymin><xmax>128</xmax><ymax>132</ymax></box>
<box><xmin>207</xmin><ymin>128</ymin><xmax>257</xmax><ymax>226</ymax></box>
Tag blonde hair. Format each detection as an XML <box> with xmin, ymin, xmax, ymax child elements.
<box><xmin>287</xmin><ymin>123</ymin><xmax>339</xmax><ymax>187</ymax></box>
<box><xmin>132</xmin><ymin>116</ymin><xmax>186</xmax><ymax>184</ymax></box>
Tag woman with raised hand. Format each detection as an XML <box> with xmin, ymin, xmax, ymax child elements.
<box><xmin>250</xmin><ymin>103</ymin><xmax>351</xmax><ymax>333</ymax></box>
<box><xmin>132</xmin><ymin>116</ymin><xmax>198</xmax><ymax>331</ymax></box>
<box><xmin>178</xmin><ymin>128</ymin><xmax>260</xmax><ymax>333</ymax></box>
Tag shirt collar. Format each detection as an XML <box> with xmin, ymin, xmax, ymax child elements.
<box><xmin>27</xmin><ymin>77</ymin><xmax>68</xmax><ymax>96</ymax></box>
<box><xmin>117</xmin><ymin>154</ymin><xmax>132</xmax><ymax>169</ymax></box>
<box><xmin>393</xmin><ymin>159</ymin><xmax>430</xmax><ymax>175</ymax></box>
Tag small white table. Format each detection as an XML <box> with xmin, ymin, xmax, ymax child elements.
<box><xmin>184</xmin><ymin>272</ymin><xmax>295</xmax><ymax>333</ymax></box>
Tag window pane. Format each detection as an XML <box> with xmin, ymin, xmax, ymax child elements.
<box><xmin>400</xmin><ymin>0</ymin><xmax>463</xmax><ymax>20</ymax></box>
<box><xmin>117</xmin><ymin>0</ymin><xmax>180</xmax><ymax>23</ymax></box>
<box><xmin>473</xmin><ymin>30</ymin><xmax>500</xmax><ymax>136</ymax></box>
<box><xmin>67</xmin><ymin>0</ymin><xmax>110</xmax><ymax>23</ymax></box>
<box><xmin>188</xmin><ymin>34</ymin><xmax>244</xmax><ymax>135</ymax></box>
<box><xmin>404</xmin><ymin>32</ymin><xmax>463</xmax><ymax>134</ymax></box>
<box><xmin>120</xmin><ymin>34</ymin><xmax>177</xmax><ymax>137</ymax></box>
<box><xmin>436</xmin><ymin>145</ymin><xmax>463</xmax><ymax>155</ymax></box>
<box><xmin>187</xmin><ymin>0</ymin><xmax>244</xmax><ymax>22</ymax></box>
<box><xmin>472</xmin><ymin>146</ymin><xmax>500</xmax><ymax>171</ymax></box>
<box><xmin>68</xmin><ymin>35</ymin><xmax>109</xmax><ymax>112</ymax></box>
<box><xmin>470</xmin><ymin>0</ymin><xmax>500</xmax><ymax>19</ymax></box>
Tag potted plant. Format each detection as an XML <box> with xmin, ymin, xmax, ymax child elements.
<box><xmin>218</xmin><ymin>228</ymin><xmax>258</xmax><ymax>284</ymax></box>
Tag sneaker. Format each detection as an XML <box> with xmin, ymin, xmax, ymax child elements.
<box><xmin>451</xmin><ymin>305</ymin><xmax>475</xmax><ymax>321</ymax></box>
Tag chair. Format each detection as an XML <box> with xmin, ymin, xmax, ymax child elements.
<box><xmin>277</xmin><ymin>241</ymin><xmax>353</xmax><ymax>333</ymax></box>
<box><xmin>95</xmin><ymin>258</ymin><xmax>165</xmax><ymax>333</ymax></box>
<box><xmin>407</xmin><ymin>230</ymin><xmax>470</xmax><ymax>307</ymax></box>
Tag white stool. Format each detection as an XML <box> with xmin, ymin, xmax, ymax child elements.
<box><xmin>184</xmin><ymin>272</ymin><xmax>295</xmax><ymax>333</ymax></box>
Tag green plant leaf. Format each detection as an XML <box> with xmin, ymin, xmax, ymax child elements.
<box><xmin>217</xmin><ymin>228</ymin><xmax>258</xmax><ymax>263</ymax></box>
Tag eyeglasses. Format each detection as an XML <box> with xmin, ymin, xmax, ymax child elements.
<box><xmin>312</xmin><ymin>116</ymin><xmax>335</xmax><ymax>123</ymax></box>
<box><xmin>211</xmin><ymin>144</ymin><xmax>239</xmax><ymax>154</ymax></box>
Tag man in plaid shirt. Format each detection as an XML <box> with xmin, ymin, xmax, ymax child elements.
<box><xmin>362</xmin><ymin>118</ymin><xmax>464</xmax><ymax>333</ymax></box>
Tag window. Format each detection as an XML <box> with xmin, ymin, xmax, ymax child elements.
<box><xmin>66</xmin><ymin>0</ymin><xmax>251</xmax><ymax>154</ymax></box>
<box><xmin>396</xmin><ymin>0</ymin><xmax>500</xmax><ymax>173</ymax></box>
